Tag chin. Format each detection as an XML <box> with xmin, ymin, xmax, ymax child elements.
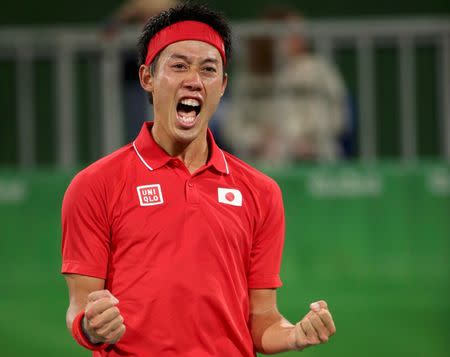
<box><xmin>171</xmin><ymin>123</ymin><xmax>203</xmax><ymax>144</ymax></box>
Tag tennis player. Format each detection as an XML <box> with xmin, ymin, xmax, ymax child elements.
<box><xmin>61</xmin><ymin>3</ymin><xmax>335</xmax><ymax>356</ymax></box>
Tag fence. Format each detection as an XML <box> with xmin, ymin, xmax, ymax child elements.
<box><xmin>0</xmin><ymin>17</ymin><xmax>449</xmax><ymax>167</ymax></box>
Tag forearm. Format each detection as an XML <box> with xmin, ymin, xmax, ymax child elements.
<box><xmin>66</xmin><ymin>302</ymin><xmax>84</xmax><ymax>331</ymax></box>
<box><xmin>64</xmin><ymin>274</ymin><xmax>105</xmax><ymax>331</ymax></box>
<box><xmin>250</xmin><ymin>309</ymin><xmax>297</xmax><ymax>354</ymax></box>
<box><xmin>249</xmin><ymin>290</ymin><xmax>336</xmax><ymax>354</ymax></box>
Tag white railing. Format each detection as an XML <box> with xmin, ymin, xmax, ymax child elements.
<box><xmin>0</xmin><ymin>17</ymin><xmax>449</xmax><ymax>168</ymax></box>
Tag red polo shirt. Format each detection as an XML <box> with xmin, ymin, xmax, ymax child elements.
<box><xmin>61</xmin><ymin>122</ymin><xmax>285</xmax><ymax>357</ymax></box>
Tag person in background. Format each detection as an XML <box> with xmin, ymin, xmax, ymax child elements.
<box><xmin>102</xmin><ymin>0</ymin><xmax>179</xmax><ymax>141</ymax></box>
<box><xmin>273</xmin><ymin>7</ymin><xmax>348</xmax><ymax>162</ymax></box>
<box><xmin>225</xmin><ymin>32</ymin><xmax>282</xmax><ymax>163</ymax></box>
<box><xmin>227</xmin><ymin>7</ymin><xmax>348</xmax><ymax>164</ymax></box>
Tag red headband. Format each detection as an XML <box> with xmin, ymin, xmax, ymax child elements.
<box><xmin>144</xmin><ymin>20</ymin><xmax>226</xmax><ymax>66</ymax></box>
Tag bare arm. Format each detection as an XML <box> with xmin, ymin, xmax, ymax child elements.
<box><xmin>65</xmin><ymin>274</ymin><xmax>104</xmax><ymax>329</ymax></box>
<box><xmin>249</xmin><ymin>289</ymin><xmax>336</xmax><ymax>354</ymax></box>
<box><xmin>64</xmin><ymin>274</ymin><xmax>125</xmax><ymax>345</ymax></box>
<box><xmin>249</xmin><ymin>288</ymin><xmax>295</xmax><ymax>354</ymax></box>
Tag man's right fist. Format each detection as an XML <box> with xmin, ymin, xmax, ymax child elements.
<box><xmin>82</xmin><ymin>290</ymin><xmax>126</xmax><ymax>344</ymax></box>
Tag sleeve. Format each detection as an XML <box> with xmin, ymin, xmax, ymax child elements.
<box><xmin>247</xmin><ymin>180</ymin><xmax>285</xmax><ymax>289</ymax></box>
<box><xmin>61</xmin><ymin>170</ymin><xmax>110</xmax><ymax>279</ymax></box>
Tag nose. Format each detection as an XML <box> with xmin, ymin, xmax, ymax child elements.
<box><xmin>182</xmin><ymin>69</ymin><xmax>202</xmax><ymax>92</ymax></box>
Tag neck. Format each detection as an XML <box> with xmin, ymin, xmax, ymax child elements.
<box><xmin>151</xmin><ymin>124</ymin><xmax>209</xmax><ymax>174</ymax></box>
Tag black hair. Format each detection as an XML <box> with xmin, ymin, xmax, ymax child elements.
<box><xmin>137</xmin><ymin>2</ymin><xmax>232</xmax><ymax>70</ymax></box>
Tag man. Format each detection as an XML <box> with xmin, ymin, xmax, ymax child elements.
<box><xmin>228</xmin><ymin>7</ymin><xmax>348</xmax><ymax>164</ymax></box>
<box><xmin>275</xmin><ymin>9</ymin><xmax>348</xmax><ymax>162</ymax></box>
<box><xmin>61</xmin><ymin>3</ymin><xmax>336</xmax><ymax>356</ymax></box>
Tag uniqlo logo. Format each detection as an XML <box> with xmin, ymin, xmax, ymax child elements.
<box><xmin>137</xmin><ymin>184</ymin><xmax>164</xmax><ymax>206</ymax></box>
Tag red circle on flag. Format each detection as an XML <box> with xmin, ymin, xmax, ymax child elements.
<box><xmin>225</xmin><ymin>192</ymin><xmax>235</xmax><ymax>202</ymax></box>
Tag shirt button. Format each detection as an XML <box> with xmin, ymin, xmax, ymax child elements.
<box><xmin>173</xmin><ymin>160</ymin><xmax>180</xmax><ymax>167</ymax></box>
<box><xmin>188</xmin><ymin>182</ymin><xmax>194</xmax><ymax>187</ymax></box>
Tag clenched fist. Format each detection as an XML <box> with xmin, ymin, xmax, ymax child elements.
<box><xmin>287</xmin><ymin>300</ymin><xmax>336</xmax><ymax>350</ymax></box>
<box><xmin>82</xmin><ymin>290</ymin><xmax>126</xmax><ymax>344</ymax></box>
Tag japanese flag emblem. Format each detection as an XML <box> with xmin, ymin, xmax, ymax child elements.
<box><xmin>218</xmin><ymin>188</ymin><xmax>243</xmax><ymax>207</ymax></box>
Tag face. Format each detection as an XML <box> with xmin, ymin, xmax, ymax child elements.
<box><xmin>140</xmin><ymin>40</ymin><xmax>227</xmax><ymax>146</ymax></box>
<box><xmin>283</xmin><ymin>15</ymin><xmax>307</xmax><ymax>57</ymax></box>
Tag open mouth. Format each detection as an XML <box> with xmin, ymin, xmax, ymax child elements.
<box><xmin>176</xmin><ymin>98</ymin><xmax>202</xmax><ymax>128</ymax></box>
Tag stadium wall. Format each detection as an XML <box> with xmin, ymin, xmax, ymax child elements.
<box><xmin>0</xmin><ymin>163</ymin><xmax>449</xmax><ymax>356</ymax></box>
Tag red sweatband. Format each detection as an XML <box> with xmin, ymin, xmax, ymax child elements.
<box><xmin>71</xmin><ymin>311</ymin><xmax>108</xmax><ymax>351</ymax></box>
<box><xmin>145</xmin><ymin>20</ymin><xmax>226</xmax><ymax>66</ymax></box>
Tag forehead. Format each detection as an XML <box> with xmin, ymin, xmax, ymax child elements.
<box><xmin>159</xmin><ymin>40</ymin><xmax>222</xmax><ymax>62</ymax></box>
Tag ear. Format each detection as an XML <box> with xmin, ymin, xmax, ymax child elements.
<box><xmin>139</xmin><ymin>64</ymin><xmax>153</xmax><ymax>93</ymax></box>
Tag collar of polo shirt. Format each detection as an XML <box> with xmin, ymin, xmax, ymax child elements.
<box><xmin>133</xmin><ymin>121</ymin><xmax>230</xmax><ymax>174</ymax></box>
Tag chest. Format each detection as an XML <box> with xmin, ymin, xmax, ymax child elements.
<box><xmin>107</xmin><ymin>169</ymin><xmax>256</xmax><ymax>272</ymax></box>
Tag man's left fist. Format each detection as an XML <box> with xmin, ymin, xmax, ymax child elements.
<box><xmin>287</xmin><ymin>300</ymin><xmax>336</xmax><ymax>351</ymax></box>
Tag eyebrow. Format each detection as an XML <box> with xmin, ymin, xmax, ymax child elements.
<box><xmin>168</xmin><ymin>54</ymin><xmax>219</xmax><ymax>65</ymax></box>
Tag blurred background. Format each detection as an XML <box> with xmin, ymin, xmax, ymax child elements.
<box><xmin>0</xmin><ymin>0</ymin><xmax>449</xmax><ymax>356</ymax></box>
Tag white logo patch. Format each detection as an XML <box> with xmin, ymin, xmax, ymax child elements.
<box><xmin>137</xmin><ymin>184</ymin><xmax>164</xmax><ymax>206</ymax></box>
<box><xmin>218</xmin><ymin>188</ymin><xmax>242</xmax><ymax>207</ymax></box>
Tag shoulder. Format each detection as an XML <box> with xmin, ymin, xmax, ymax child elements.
<box><xmin>223</xmin><ymin>152</ymin><xmax>285</xmax><ymax>233</ymax></box>
<box><xmin>306</xmin><ymin>55</ymin><xmax>341</xmax><ymax>77</ymax></box>
<box><xmin>66</xmin><ymin>144</ymin><xmax>134</xmax><ymax>195</ymax></box>
<box><xmin>223</xmin><ymin>151</ymin><xmax>281</xmax><ymax>196</ymax></box>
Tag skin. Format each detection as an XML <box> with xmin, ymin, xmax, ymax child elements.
<box><xmin>249</xmin><ymin>290</ymin><xmax>335</xmax><ymax>353</ymax></box>
<box><xmin>65</xmin><ymin>275</ymin><xmax>126</xmax><ymax>344</ymax></box>
<box><xmin>64</xmin><ymin>38</ymin><xmax>336</xmax><ymax>352</ymax></box>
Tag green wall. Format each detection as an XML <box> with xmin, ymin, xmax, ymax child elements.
<box><xmin>0</xmin><ymin>163</ymin><xmax>449</xmax><ymax>356</ymax></box>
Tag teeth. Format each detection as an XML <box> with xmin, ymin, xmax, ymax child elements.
<box><xmin>178</xmin><ymin>114</ymin><xmax>196</xmax><ymax>124</ymax></box>
<box><xmin>180</xmin><ymin>98</ymin><xmax>200</xmax><ymax>107</ymax></box>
